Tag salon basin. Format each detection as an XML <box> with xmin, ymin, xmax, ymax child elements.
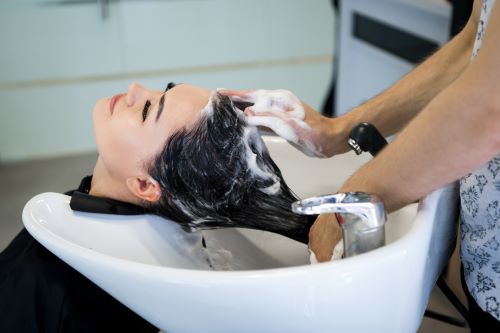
<box><xmin>23</xmin><ymin>136</ymin><xmax>459</xmax><ymax>333</ymax></box>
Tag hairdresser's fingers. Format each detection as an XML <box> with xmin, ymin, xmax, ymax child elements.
<box><xmin>244</xmin><ymin>109</ymin><xmax>284</xmax><ymax>134</ymax></box>
<box><xmin>250</xmin><ymin>103</ymin><xmax>304</xmax><ymax>120</ymax></box>
<box><xmin>245</xmin><ymin>107</ymin><xmax>324</xmax><ymax>157</ymax></box>
<box><xmin>245</xmin><ymin>106</ymin><xmax>306</xmax><ymax>127</ymax></box>
<box><xmin>246</xmin><ymin>116</ymin><xmax>300</xmax><ymax>143</ymax></box>
<box><xmin>244</xmin><ymin>106</ymin><xmax>291</xmax><ymax>120</ymax></box>
<box><xmin>220</xmin><ymin>89</ymin><xmax>304</xmax><ymax>116</ymax></box>
<box><xmin>225</xmin><ymin>89</ymin><xmax>341</xmax><ymax>157</ymax></box>
<box><xmin>308</xmin><ymin>213</ymin><xmax>342</xmax><ymax>262</ymax></box>
<box><xmin>249</xmin><ymin>91</ymin><xmax>305</xmax><ymax>119</ymax></box>
<box><xmin>245</xmin><ymin>107</ymin><xmax>307</xmax><ymax>139</ymax></box>
<box><xmin>217</xmin><ymin>89</ymin><xmax>256</xmax><ymax>103</ymax></box>
<box><xmin>221</xmin><ymin>89</ymin><xmax>307</xmax><ymax>122</ymax></box>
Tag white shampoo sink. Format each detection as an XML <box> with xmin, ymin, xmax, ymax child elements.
<box><xmin>23</xmin><ymin>136</ymin><xmax>459</xmax><ymax>333</ymax></box>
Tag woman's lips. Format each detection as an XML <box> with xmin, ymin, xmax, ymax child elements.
<box><xmin>109</xmin><ymin>93</ymin><xmax>125</xmax><ymax>115</ymax></box>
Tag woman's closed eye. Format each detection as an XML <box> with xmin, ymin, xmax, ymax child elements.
<box><xmin>142</xmin><ymin>100</ymin><xmax>151</xmax><ymax>122</ymax></box>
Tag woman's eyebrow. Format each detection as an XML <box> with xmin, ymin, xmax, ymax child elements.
<box><xmin>155</xmin><ymin>93</ymin><xmax>166</xmax><ymax>123</ymax></box>
<box><xmin>155</xmin><ymin>82</ymin><xmax>179</xmax><ymax>123</ymax></box>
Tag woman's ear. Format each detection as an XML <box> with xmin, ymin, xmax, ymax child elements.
<box><xmin>126</xmin><ymin>175</ymin><xmax>161</xmax><ymax>203</ymax></box>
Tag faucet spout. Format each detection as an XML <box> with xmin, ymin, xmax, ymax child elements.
<box><xmin>292</xmin><ymin>192</ymin><xmax>387</xmax><ymax>257</ymax></box>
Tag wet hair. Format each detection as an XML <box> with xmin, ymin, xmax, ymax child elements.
<box><xmin>146</xmin><ymin>92</ymin><xmax>314</xmax><ymax>244</ymax></box>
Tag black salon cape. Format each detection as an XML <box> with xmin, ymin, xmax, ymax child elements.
<box><xmin>0</xmin><ymin>228</ymin><xmax>158</xmax><ymax>332</ymax></box>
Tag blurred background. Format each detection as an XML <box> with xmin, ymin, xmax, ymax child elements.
<box><xmin>0</xmin><ymin>0</ymin><xmax>474</xmax><ymax>331</ymax></box>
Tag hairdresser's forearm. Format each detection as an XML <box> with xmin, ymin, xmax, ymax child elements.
<box><xmin>333</xmin><ymin>17</ymin><xmax>477</xmax><ymax>140</ymax></box>
<box><xmin>338</xmin><ymin>60</ymin><xmax>500</xmax><ymax>212</ymax></box>
<box><xmin>338</xmin><ymin>2</ymin><xmax>500</xmax><ymax>211</ymax></box>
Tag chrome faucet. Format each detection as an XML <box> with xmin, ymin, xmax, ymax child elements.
<box><xmin>292</xmin><ymin>192</ymin><xmax>387</xmax><ymax>258</ymax></box>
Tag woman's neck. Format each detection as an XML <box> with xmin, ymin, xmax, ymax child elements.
<box><xmin>90</xmin><ymin>156</ymin><xmax>141</xmax><ymax>205</ymax></box>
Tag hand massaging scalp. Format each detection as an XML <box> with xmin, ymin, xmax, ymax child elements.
<box><xmin>222</xmin><ymin>89</ymin><xmax>324</xmax><ymax>158</ymax></box>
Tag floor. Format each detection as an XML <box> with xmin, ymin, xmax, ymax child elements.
<box><xmin>0</xmin><ymin>153</ymin><xmax>470</xmax><ymax>332</ymax></box>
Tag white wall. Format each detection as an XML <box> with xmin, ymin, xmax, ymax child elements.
<box><xmin>0</xmin><ymin>0</ymin><xmax>335</xmax><ymax>162</ymax></box>
<box><xmin>335</xmin><ymin>0</ymin><xmax>450</xmax><ymax>115</ymax></box>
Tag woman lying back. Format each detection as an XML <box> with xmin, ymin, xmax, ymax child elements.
<box><xmin>89</xmin><ymin>82</ymin><xmax>315</xmax><ymax>243</ymax></box>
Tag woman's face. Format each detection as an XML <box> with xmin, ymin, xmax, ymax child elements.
<box><xmin>93</xmin><ymin>82</ymin><xmax>211</xmax><ymax>179</ymax></box>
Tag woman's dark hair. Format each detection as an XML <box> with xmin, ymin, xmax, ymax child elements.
<box><xmin>146</xmin><ymin>92</ymin><xmax>314</xmax><ymax>244</ymax></box>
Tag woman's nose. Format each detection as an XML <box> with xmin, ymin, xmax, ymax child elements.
<box><xmin>125</xmin><ymin>82</ymin><xmax>148</xmax><ymax>107</ymax></box>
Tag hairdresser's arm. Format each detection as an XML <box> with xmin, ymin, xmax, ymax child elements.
<box><xmin>221</xmin><ymin>8</ymin><xmax>478</xmax><ymax>158</ymax></box>
<box><xmin>309</xmin><ymin>2</ymin><xmax>500</xmax><ymax>261</ymax></box>
<box><xmin>336</xmin><ymin>0</ymin><xmax>479</xmax><ymax>140</ymax></box>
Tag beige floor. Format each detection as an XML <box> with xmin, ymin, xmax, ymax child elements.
<box><xmin>0</xmin><ymin>153</ymin><xmax>470</xmax><ymax>332</ymax></box>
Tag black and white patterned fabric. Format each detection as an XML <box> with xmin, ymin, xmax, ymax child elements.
<box><xmin>460</xmin><ymin>0</ymin><xmax>500</xmax><ymax>320</ymax></box>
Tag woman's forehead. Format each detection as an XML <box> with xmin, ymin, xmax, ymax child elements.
<box><xmin>168</xmin><ymin>84</ymin><xmax>211</xmax><ymax>110</ymax></box>
<box><xmin>158</xmin><ymin>84</ymin><xmax>212</xmax><ymax>131</ymax></box>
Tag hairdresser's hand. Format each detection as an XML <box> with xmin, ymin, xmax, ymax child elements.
<box><xmin>218</xmin><ymin>89</ymin><xmax>351</xmax><ymax>157</ymax></box>
<box><xmin>308</xmin><ymin>213</ymin><xmax>343</xmax><ymax>262</ymax></box>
